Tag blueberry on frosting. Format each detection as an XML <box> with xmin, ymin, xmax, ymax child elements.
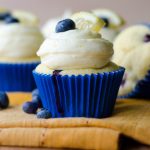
<box><xmin>5</xmin><ymin>16</ymin><xmax>19</xmax><ymax>24</ymax></box>
<box><xmin>144</xmin><ymin>34</ymin><xmax>150</xmax><ymax>42</ymax></box>
<box><xmin>0</xmin><ymin>12</ymin><xmax>11</xmax><ymax>20</ymax></box>
<box><xmin>100</xmin><ymin>17</ymin><xmax>109</xmax><ymax>28</ymax></box>
<box><xmin>55</xmin><ymin>19</ymin><xmax>76</xmax><ymax>33</ymax></box>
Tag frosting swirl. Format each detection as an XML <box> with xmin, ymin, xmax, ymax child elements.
<box><xmin>37</xmin><ymin>29</ymin><xmax>113</xmax><ymax>69</ymax></box>
<box><xmin>100</xmin><ymin>28</ymin><xmax>119</xmax><ymax>42</ymax></box>
<box><xmin>0</xmin><ymin>24</ymin><xmax>44</xmax><ymax>62</ymax></box>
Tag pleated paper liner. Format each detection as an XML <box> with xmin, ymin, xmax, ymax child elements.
<box><xmin>119</xmin><ymin>70</ymin><xmax>150</xmax><ymax>99</ymax></box>
<box><xmin>33</xmin><ymin>67</ymin><xmax>125</xmax><ymax>118</ymax></box>
<box><xmin>0</xmin><ymin>62</ymin><xmax>39</xmax><ymax>92</ymax></box>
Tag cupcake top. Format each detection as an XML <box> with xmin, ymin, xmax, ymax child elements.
<box><xmin>0</xmin><ymin>10</ymin><xmax>44</xmax><ymax>62</ymax></box>
<box><xmin>113</xmin><ymin>25</ymin><xmax>150</xmax><ymax>96</ymax></box>
<box><xmin>37</xmin><ymin>29</ymin><xmax>114</xmax><ymax>70</ymax></box>
<box><xmin>36</xmin><ymin>12</ymin><xmax>119</xmax><ymax>75</ymax></box>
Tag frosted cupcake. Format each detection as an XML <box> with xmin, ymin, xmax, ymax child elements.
<box><xmin>33</xmin><ymin>12</ymin><xmax>125</xmax><ymax>118</ymax></box>
<box><xmin>92</xmin><ymin>9</ymin><xmax>125</xmax><ymax>42</ymax></box>
<box><xmin>42</xmin><ymin>10</ymin><xmax>72</xmax><ymax>38</ymax></box>
<box><xmin>113</xmin><ymin>25</ymin><xmax>150</xmax><ymax>99</ymax></box>
<box><xmin>0</xmin><ymin>11</ymin><xmax>44</xmax><ymax>91</ymax></box>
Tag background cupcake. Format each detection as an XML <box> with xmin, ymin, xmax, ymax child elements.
<box><xmin>0</xmin><ymin>10</ymin><xmax>44</xmax><ymax>92</ymax></box>
<box><xmin>92</xmin><ymin>9</ymin><xmax>125</xmax><ymax>42</ymax></box>
<box><xmin>113</xmin><ymin>25</ymin><xmax>150</xmax><ymax>99</ymax></box>
<box><xmin>33</xmin><ymin>12</ymin><xmax>125</xmax><ymax>118</ymax></box>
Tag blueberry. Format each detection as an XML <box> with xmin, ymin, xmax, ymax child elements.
<box><xmin>22</xmin><ymin>101</ymin><xmax>38</xmax><ymax>114</ymax></box>
<box><xmin>100</xmin><ymin>17</ymin><xmax>109</xmax><ymax>28</ymax></box>
<box><xmin>0</xmin><ymin>92</ymin><xmax>9</xmax><ymax>109</ymax></box>
<box><xmin>37</xmin><ymin>109</ymin><xmax>51</xmax><ymax>119</ymax></box>
<box><xmin>144</xmin><ymin>34</ymin><xmax>150</xmax><ymax>42</ymax></box>
<box><xmin>0</xmin><ymin>12</ymin><xmax>11</xmax><ymax>20</ymax></box>
<box><xmin>55</xmin><ymin>19</ymin><xmax>76</xmax><ymax>33</ymax></box>
<box><xmin>32</xmin><ymin>89</ymin><xmax>39</xmax><ymax>97</ymax></box>
<box><xmin>5</xmin><ymin>16</ymin><xmax>19</xmax><ymax>24</ymax></box>
<box><xmin>32</xmin><ymin>95</ymin><xmax>42</xmax><ymax>108</ymax></box>
<box><xmin>32</xmin><ymin>89</ymin><xmax>42</xmax><ymax>108</ymax></box>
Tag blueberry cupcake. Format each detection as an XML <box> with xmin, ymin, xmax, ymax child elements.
<box><xmin>92</xmin><ymin>9</ymin><xmax>125</xmax><ymax>42</ymax></box>
<box><xmin>113</xmin><ymin>25</ymin><xmax>150</xmax><ymax>99</ymax></box>
<box><xmin>0</xmin><ymin>11</ymin><xmax>44</xmax><ymax>92</ymax></box>
<box><xmin>33</xmin><ymin>12</ymin><xmax>125</xmax><ymax>118</ymax></box>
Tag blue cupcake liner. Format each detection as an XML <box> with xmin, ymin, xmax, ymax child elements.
<box><xmin>119</xmin><ymin>70</ymin><xmax>150</xmax><ymax>99</ymax></box>
<box><xmin>33</xmin><ymin>67</ymin><xmax>125</xmax><ymax>118</ymax></box>
<box><xmin>0</xmin><ymin>62</ymin><xmax>39</xmax><ymax>92</ymax></box>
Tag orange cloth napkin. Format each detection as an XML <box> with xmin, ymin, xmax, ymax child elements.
<box><xmin>0</xmin><ymin>93</ymin><xmax>149</xmax><ymax>150</ymax></box>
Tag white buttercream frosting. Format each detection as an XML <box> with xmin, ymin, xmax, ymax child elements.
<box><xmin>100</xmin><ymin>28</ymin><xmax>119</xmax><ymax>42</ymax></box>
<box><xmin>37</xmin><ymin>29</ymin><xmax>114</xmax><ymax>69</ymax></box>
<box><xmin>0</xmin><ymin>23</ymin><xmax>44</xmax><ymax>62</ymax></box>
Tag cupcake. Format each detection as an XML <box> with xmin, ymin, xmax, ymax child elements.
<box><xmin>0</xmin><ymin>10</ymin><xmax>44</xmax><ymax>92</ymax></box>
<box><xmin>42</xmin><ymin>10</ymin><xmax>72</xmax><ymax>38</ymax></box>
<box><xmin>33</xmin><ymin>12</ymin><xmax>125</xmax><ymax>118</ymax></box>
<box><xmin>92</xmin><ymin>9</ymin><xmax>125</xmax><ymax>42</ymax></box>
<box><xmin>113</xmin><ymin>25</ymin><xmax>150</xmax><ymax>99</ymax></box>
